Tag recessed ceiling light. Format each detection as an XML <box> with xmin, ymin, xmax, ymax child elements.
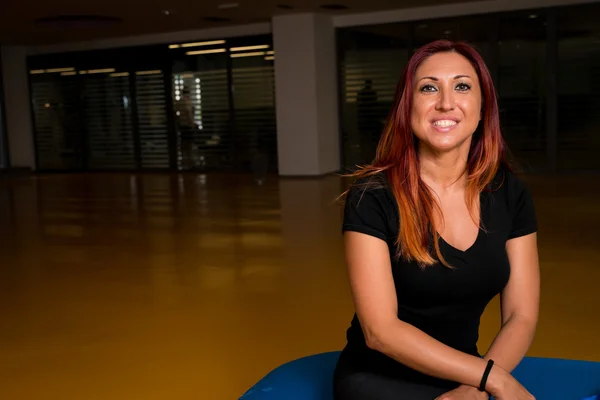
<box><xmin>218</xmin><ymin>2</ymin><xmax>239</xmax><ymax>9</ymax></box>
<box><xmin>162</xmin><ymin>10</ymin><xmax>172</xmax><ymax>16</ymax></box>
<box><xmin>528</xmin><ymin>14</ymin><xmax>538</xmax><ymax>19</ymax></box>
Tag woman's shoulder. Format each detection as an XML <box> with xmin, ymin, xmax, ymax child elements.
<box><xmin>345</xmin><ymin>171</ymin><xmax>394</xmax><ymax>203</ymax></box>
<box><xmin>488</xmin><ymin>165</ymin><xmax>532</xmax><ymax>195</ymax></box>
<box><xmin>489</xmin><ymin>165</ymin><xmax>538</xmax><ymax>236</ymax></box>
<box><xmin>342</xmin><ymin>171</ymin><xmax>398</xmax><ymax>240</ymax></box>
<box><xmin>344</xmin><ymin>171</ymin><xmax>399</xmax><ymax>213</ymax></box>
<box><xmin>486</xmin><ymin>165</ymin><xmax>536</xmax><ymax>217</ymax></box>
<box><xmin>350</xmin><ymin>170</ymin><xmax>389</xmax><ymax>189</ymax></box>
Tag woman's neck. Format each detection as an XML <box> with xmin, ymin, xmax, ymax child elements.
<box><xmin>418</xmin><ymin>145</ymin><xmax>469</xmax><ymax>192</ymax></box>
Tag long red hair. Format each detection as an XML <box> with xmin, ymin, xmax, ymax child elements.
<box><xmin>344</xmin><ymin>40</ymin><xmax>513</xmax><ymax>268</ymax></box>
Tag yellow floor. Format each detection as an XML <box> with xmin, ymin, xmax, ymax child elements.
<box><xmin>0</xmin><ymin>172</ymin><xmax>598</xmax><ymax>400</ymax></box>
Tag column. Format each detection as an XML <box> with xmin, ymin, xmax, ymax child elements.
<box><xmin>1</xmin><ymin>46</ymin><xmax>35</xmax><ymax>171</ymax></box>
<box><xmin>272</xmin><ymin>13</ymin><xmax>340</xmax><ymax>176</ymax></box>
<box><xmin>0</xmin><ymin>74</ymin><xmax>7</xmax><ymax>169</ymax></box>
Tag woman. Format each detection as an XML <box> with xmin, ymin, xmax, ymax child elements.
<box><xmin>333</xmin><ymin>40</ymin><xmax>539</xmax><ymax>400</ymax></box>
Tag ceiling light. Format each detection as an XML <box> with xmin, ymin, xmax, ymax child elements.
<box><xmin>218</xmin><ymin>3</ymin><xmax>239</xmax><ymax>9</ymax></box>
<box><xmin>186</xmin><ymin>48</ymin><xmax>227</xmax><ymax>55</ymax></box>
<box><xmin>88</xmin><ymin>68</ymin><xmax>116</xmax><ymax>74</ymax></box>
<box><xmin>181</xmin><ymin>40</ymin><xmax>226</xmax><ymax>48</ymax></box>
<box><xmin>45</xmin><ymin>67</ymin><xmax>75</xmax><ymax>73</ymax></box>
<box><xmin>230</xmin><ymin>52</ymin><xmax>265</xmax><ymax>58</ymax></box>
<box><xmin>230</xmin><ymin>45</ymin><xmax>269</xmax><ymax>52</ymax></box>
<box><xmin>136</xmin><ymin>70</ymin><xmax>162</xmax><ymax>75</ymax></box>
<box><xmin>529</xmin><ymin>14</ymin><xmax>537</xmax><ymax>19</ymax></box>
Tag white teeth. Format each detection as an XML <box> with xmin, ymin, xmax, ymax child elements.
<box><xmin>433</xmin><ymin>120</ymin><xmax>457</xmax><ymax>127</ymax></box>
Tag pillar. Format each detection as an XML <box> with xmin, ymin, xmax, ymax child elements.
<box><xmin>272</xmin><ymin>13</ymin><xmax>340</xmax><ymax>176</ymax></box>
<box><xmin>1</xmin><ymin>46</ymin><xmax>35</xmax><ymax>171</ymax></box>
<box><xmin>0</xmin><ymin>70</ymin><xmax>7</xmax><ymax>169</ymax></box>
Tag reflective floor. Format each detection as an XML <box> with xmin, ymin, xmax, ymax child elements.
<box><xmin>0</xmin><ymin>172</ymin><xmax>598</xmax><ymax>400</ymax></box>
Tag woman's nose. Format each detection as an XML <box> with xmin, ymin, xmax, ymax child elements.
<box><xmin>435</xmin><ymin>88</ymin><xmax>455</xmax><ymax>111</ymax></box>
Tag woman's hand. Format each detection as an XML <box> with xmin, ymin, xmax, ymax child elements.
<box><xmin>434</xmin><ymin>384</ymin><xmax>490</xmax><ymax>400</ymax></box>
<box><xmin>486</xmin><ymin>365</ymin><xmax>536</xmax><ymax>400</ymax></box>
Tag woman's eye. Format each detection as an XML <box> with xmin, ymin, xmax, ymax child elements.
<box><xmin>456</xmin><ymin>83</ymin><xmax>471</xmax><ymax>91</ymax></box>
<box><xmin>420</xmin><ymin>84</ymin><xmax>437</xmax><ymax>93</ymax></box>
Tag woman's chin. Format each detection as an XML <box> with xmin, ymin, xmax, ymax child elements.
<box><xmin>421</xmin><ymin>136</ymin><xmax>470</xmax><ymax>154</ymax></box>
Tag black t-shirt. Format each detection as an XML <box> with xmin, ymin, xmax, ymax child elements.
<box><xmin>338</xmin><ymin>167</ymin><xmax>537</xmax><ymax>385</ymax></box>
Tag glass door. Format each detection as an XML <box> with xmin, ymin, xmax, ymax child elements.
<box><xmin>557</xmin><ymin>3</ymin><xmax>600</xmax><ymax>171</ymax></box>
<box><xmin>172</xmin><ymin>47</ymin><xmax>231</xmax><ymax>171</ymax></box>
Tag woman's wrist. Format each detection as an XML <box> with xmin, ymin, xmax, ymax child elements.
<box><xmin>457</xmin><ymin>384</ymin><xmax>490</xmax><ymax>399</ymax></box>
<box><xmin>484</xmin><ymin>364</ymin><xmax>508</xmax><ymax>396</ymax></box>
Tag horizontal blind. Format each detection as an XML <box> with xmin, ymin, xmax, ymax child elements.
<box><xmin>497</xmin><ymin>14</ymin><xmax>547</xmax><ymax>171</ymax></box>
<box><xmin>83</xmin><ymin>73</ymin><xmax>135</xmax><ymax>170</ymax></box>
<box><xmin>231</xmin><ymin>64</ymin><xmax>277</xmax><ymax>172</ymax></box>
<box><xmin>173</xmin><ymin>69</ymin><xmax>231</xmax><ymax>170</ymax></box>
<box><xmin>341</xmin><ymin>48</ymin><xmax>407</xmax><ymax>167</ymax></box>
<box><xmin>557</xmin><ymin>5</ymin><xmax>600</xmax><ymax>171</ymax></box>
<box><xmin>136</xmin><ymin>71</ymin><xmax>170</xmax><ymax>169</ymax></box>
<box><xmin>30</xmin><ymin>73</ymin><xmax>83</xmax><ymax>170</ymax></box>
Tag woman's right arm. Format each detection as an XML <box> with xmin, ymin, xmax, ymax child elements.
<box><xmin>343</xmin><ymin>231</ymin><xmax>523</xmax><ymax>397</ymax></box>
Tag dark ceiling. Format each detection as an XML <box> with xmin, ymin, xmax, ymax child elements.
<box><xmin>1</xmin><ymin>0</ymin><xmax>478</xmax><ymax>46</ymax></box>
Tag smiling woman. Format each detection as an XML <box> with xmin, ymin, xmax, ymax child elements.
<box><xmin>412</xmin><ymin>54</ymin><xmax>482</xmax><ymax>156</ymax></box>
<box><xmin>334</xmin><ymin>40</ymin><xmax>539</xmax><ymax>400</ymax></box>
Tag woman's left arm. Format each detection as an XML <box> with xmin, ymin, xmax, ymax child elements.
<box><xmin>483</xmin><ymin>232</ymin><xmax>540</xmax><ymax>372</ymax></box>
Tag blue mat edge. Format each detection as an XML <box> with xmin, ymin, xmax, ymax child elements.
<box><xmin>239</xmin><ymin>351</ymin><xmax>600</xmax><ymax>400</ymax></box>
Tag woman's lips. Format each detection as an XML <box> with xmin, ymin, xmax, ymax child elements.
<box><xmin>431</xmin><ymin>119</ymin><xmax>459</xmax><ymax>133</ymax></box>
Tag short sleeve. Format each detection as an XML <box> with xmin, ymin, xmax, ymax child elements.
<box><xmin>342</xmin><ymin>182</ymin><xmax>393</xmax><ymax>241</ymax></box>
<box><xmin>507</xmin><ymin>174</ymin><xmax>538</xmax><ymax>239</ymax></box>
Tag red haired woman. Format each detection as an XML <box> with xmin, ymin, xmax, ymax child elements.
<box><xmin>334</xmin><ymin>40</ymin><xmax>539</xmax><ymax>400</ymax></box>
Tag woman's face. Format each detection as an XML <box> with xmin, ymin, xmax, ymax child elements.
<box><xmin>410</xmin><ymin>51</ymin><xmax>482</xmax><ymax>154</ymax></box>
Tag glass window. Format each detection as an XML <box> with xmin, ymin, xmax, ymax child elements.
<box><xmin>135</xmin><ymin>69</ymin><xmax>171</xmax><ymax>170</ymax></box>
<box><xmin>83</xmin><ymin>70</ymin><xmax>136</xmax><ymax>170</ymax></box>
<box><xmin>496</xmin><ymin>10</ymin><xmax>548</xmax><ymax>172</ymax></box>
<box><xmin>557</xmin><ymin>3</ymin><xmax>600</xmax><ymax>171</ymax></box>
<box><xmin>29</xmin><ymin>70</ymin><xmax>85</xmax><ymax>170</ymax></box>
<box><xmin>172</xmin><ymin>49</ymin><xmax>230</xmax><ymax>171</ymax></box>
<box><xmin>337</xmin><ymin>14</ymin><xmax>497</xmax><ymax>170</ymax></box>
<box><xmin>412</xmin><ymin>14</ymin><xmax>496</xmax><ymax>67</ymax></box>
<box><xmin>338</xmin><ymin>24</ymin><xmax>410</xmax><ymax>168</ymax></box>
<box><xmin>0</xmin><ymin>90</ymin><xmax>7</xmax><ymax>170</ymax></box>
<box><xmin>230</xmin><ymin>46</ymin><xmax>277</xmax><ymax>174</ymax></box>
<box><xmin>27</xmin><ymin>34</ymin><xmax>277</xmax><ymax>173</ymax></box>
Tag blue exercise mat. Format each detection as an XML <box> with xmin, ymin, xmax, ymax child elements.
<box><xmin>240</xmin><ymin>351</ymin><xmax>600</xmax><ymax>400</ymax></box>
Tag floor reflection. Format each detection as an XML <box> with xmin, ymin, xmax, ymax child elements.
<box><xmin>0</xmin><ymin>172</ymin><xmax>598</xmax><ymax>400</ymax></box>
